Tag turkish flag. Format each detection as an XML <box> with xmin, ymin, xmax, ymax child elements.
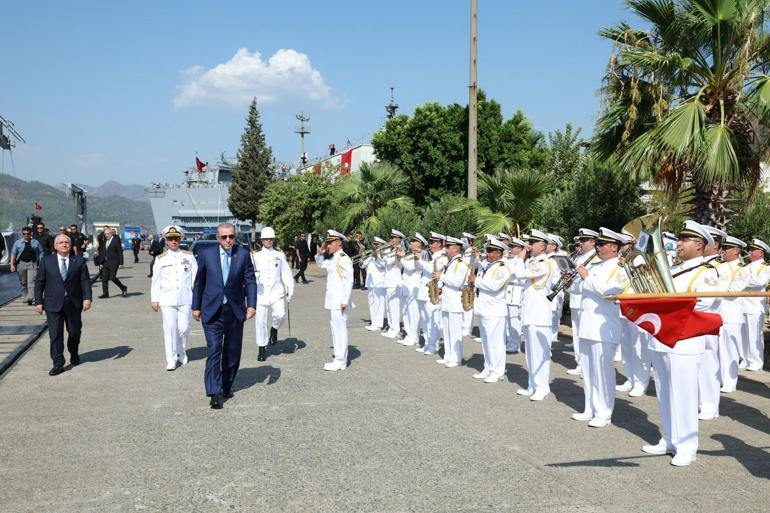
<box><xmin>313</xmin><ymin>163</ymin><xmax>322</xmax><ymax>177</ymax></box>
<box><xmin>34</xmin><ymin>202</ymin><xmax>42</xmax><ymax>211</ymax></box>
<box><xmin>340</xmin><ymin>149</ymin><xmax>353</xmax><ymax>176</ymax></box>
<box><xmin>195</xmin><ymin>156</ymin><xmax>208</xmax><ymax>172</ymax></box>
<box><xmin>620</xmin><ymin>297</ymin><xmax>723</xmax><ymax>348</ymax></box>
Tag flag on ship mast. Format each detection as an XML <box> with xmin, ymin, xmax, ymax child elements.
<box><xmin>195</xmin><ymin>156</ymin><xmax>208</xmax><ymax>172</ymax></box>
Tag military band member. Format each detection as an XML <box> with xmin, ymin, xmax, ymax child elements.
<box><xmin>642</xmin><ymin>221</ymin><xmax>719</xmax><ymax>466</ymax></box>
<box><xmin>363</xmin><ymin>237</ymin><xmax>387</xmax><ymax>331</ymax></box>
<box><xmin>714</xmin><ymin>236</ymin><xmax>747</xmax><ymax>393</ymax></box>
<box><xmin>546</xmin><ymin>233</ymin><xmax>567</xmax><ymax>343</ymax></box>
<box><xmin>397</xmin><ymin>233</ymin><xmax>428</xmax><ymax>346</ymax></box>
<box><xmin>381</xmin><ymin>229</ymin><xmax>405</xmax><ymax>339</ymax></box>
<box><xmin>737</xmin><ymin>238</ymin><xmax>770</xmax><ymax>371</ymax></box>
<box><xmin>566</xmin><ymin>228</ymin><xmax>599</xmax><ymax>376</ymax></box>
<box><xmin>151</xmin><ymin>226</ymin><xmax>198</xmax><ymax>371</ymax></box>
<box><xmin>461</xmin><ymin>232</ymin><xmax>478</xmax><ymax>338</ymax></box>
<box><xmin>512</xmin><ymin>229</ymin><xmax>559</xmax><ymax>401</ymax></box>
<box><xmin>502</xmin><ymin>235</ymin><xmax>526</xmax><ymax>353</ymax></box>
<box><xmin>435</xmin><ymin>236</ymin><xmax>468</xmax><ymax>368</ymax></box>
<box><xmin>569</xmin><ymin>228</ymin><xmax>629</xmax><ymax>427</ymax></box>
<box><xmin>315</xmin><ymin>230</ymin><xmax>354</xmax><ymax>371</ymax></box>
<box><xmin>417</xmin><ymin>232</ymin><xmax>447</xmax><ymax>355</ymax></box>
<box><xmin>251</xmin><ymin>227</ymin><xmax>294</xmax><ymax>362</ymax></box>
<box><xmin>471</xmin><ymin>237</ymin><xmax>511</xmax><ymax>382</ymax></box>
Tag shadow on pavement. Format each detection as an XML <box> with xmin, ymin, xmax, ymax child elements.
<box><xmin>612</xmin><ymin>397</ymin><xmax>661</xmax><ymax>444</ymax></box>
<box><xmin>504</xmin><ymin>361</ymin><xmax>529</xmax><ymax>390</ymax></box>
<box><xmin>80</xmin><ymin>345</ymin><xmax>132</xmax><ymax>363</ymax></box>
<box><xmin>187</xmin><ymin>346</ymin><xmax>208</xmax><ymax>362</ymax></box>
<box><xmin>272</xmin><ymin>337</ymin><xmax>306</xmax><ymax>355</ymax></box>
<box><xmin>719</xmin><ymin>396</ymin><xmax>770</xmax><ymax>436</ymax></box>
<box><xmin>234</xmin><ymin>365</ymin><xmax>281</xmax><ymax>390</ymax></box>
<box><xmin>736</xmin><ymin>376</ymin><xmax>770</xmax><ymax>401</ymax></box>
<box><xmin>705</xmin><ymin>434</ymin><xmax>770</xmax><ymax>479</ymax></box>
<box><xmin>545</xmin><ymin>455</ymin><xmax>646</xmax><ymax>468</ymax></box>
<box><xmin>551</xmin><ymin>377</ymin><xmax>584</xmax><ymax>413</ymax></box>
<box><xmin>349</xmin><ymin>345</ymin><xmax>361</xmax><ymax>363</ymax></box>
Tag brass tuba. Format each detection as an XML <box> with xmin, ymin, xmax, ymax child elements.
<box><xmin>620</xmin><ymin>214</ymin><xmax>676</xmax><ymax>294</ymax></box>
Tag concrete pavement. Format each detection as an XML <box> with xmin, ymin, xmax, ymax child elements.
<box><xmin>1</xmin><ymin>255</ymin><xmax>769</xmax><ymax>513</ymax></box>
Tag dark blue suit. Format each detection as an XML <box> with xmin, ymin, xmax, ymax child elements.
<box><xmin>192</xmin><ymin>244</ymin><xmax>257</xmax><ymax>396</ymax></box>
<box><xmin>34</xmin><ymin>254</ymin><xmax>92</xmax><ymax>367</ymax></box>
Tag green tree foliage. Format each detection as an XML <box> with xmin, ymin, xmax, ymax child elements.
<box><xmin>419</xmin><ymin>194</ymin><xmax>478</xmax><ymax>238</ymax></box>
<box><xmin>228</xmin><ymin>98</ymin><xmax>274</xmax><ymax>240</ymax></box>
<box><xmin>372</xmin><ymin>91</ymin><xmax>547</xmax><ymax>205</ymax></box>
<box><xmin>726</xmin><ymin>191</ymin><xmax>770</xmax><ymax>244</ymax></box>
<box><xmin>592</xmin><ymin>0</ymin><xmax>770</xmax><ymax>229</ymax></box>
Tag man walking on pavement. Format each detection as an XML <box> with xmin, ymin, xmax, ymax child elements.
<box><xmin>293</xmin><ymin>233</ymin><xmax>310</xmax><ymax>284</ymax></box>
<box><xmin>99</xmin><ymin>227</ymin><xmax>127</xmax><ymax>298</ymax></box>
<box><xmin>10</xmin><ymin>226</ymin><xmax>43</xmax><ymax>305</ymax></box>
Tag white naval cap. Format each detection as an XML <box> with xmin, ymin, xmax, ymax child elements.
<box><xmin>445</xmin><ymin>235</ymin><xmax>464</xmax><ymax>247</ymax></box>
<box><xmin>528</xmin><ymin>229</ymin><xmax>549</xmax><ymax>243</ymax></box>
<box><xmin>679</xmin><ymin>220</ymin><xmax>714</xmax><ymax>247</ymax></box>
<box><xmin>411</xmin><ymin>232</ymin><xmax>428</xmax><ymax>246</ymax></box>
<box><xmin>722</xmin><ymin>236</ymin><xmax>747</xmax><ymax>249</ymax></box>
<box><xmin>260</xmin><ymin>226</ymin><xmax>276</xmax><ymax>239</ymax></box>
<box><xmin>578</xmin><ymin>228</ymin><xmax>599</xmax><ymax>239</ymax></box>
<box><xmin>484</xmin><ymin>233</ymin><xmax>497</xmax><ymax>242</ymax></box>
<box><xmin>462</xmin><ymin>232</ymin><xmax>477</xmax><ymax>241</ymax></box>
<box><xmin>510</xmin><ymin>236</ymin><xmax>526</xmax><ymax>248</ymax></box>
<box><xmin>373</xmin><ymin>236</ymin><xmax>387</xmax><ymax>245</ymax></box>
<box><xmin>390</xmin><ymin>229</ymin><xmax>405</xmax><ymax>239</ymax></box>
<box><xmin>428</xmin><ymin>231</ymin><xmax>446</xmax><ymax>243</ymax></box>
<box><xmin>617</xmin><ymin>232</ymin><xmax>634</xmax><ymax>245</ymax></box>
<box><xmin>546</xmin><ymin>233</ymin><xmax>564</xmax><ymax>249</ymax></box>
<box><xmin>749</xmin><ymin>238</ymin><xmax>770</xmax><ymax>253</ymax></box>
<box><xmin>485</xmin><ymin>236</ymin><xmax>507</xmax><ymax>252</ymax></box>
<box><xmin>663</xmin><ymin>231</ymin><xmax>678</xmax><ymax>241</ymax></box>
<box><xmin>597</xmin><ymin>227</ymin><xmax>625</xmax><ymax>244</ymax></box>
<box><xmin>703</xmin><ymin>225</ymin><xmax>727</xmax><ymax>245</ymax></box>
<box><xmin>497</xmin><ymin>232</ymin><xmax>512</xmax><ymax>242</ymax></box>
<box><xmin>325</xmin><ymin>229</ymin><xmax>347</xmax><ymax>243</ymax></box>
<box><xmin>162</xmin><ymin>225</ymin><xmax>183</xmax><ymax>238</ymax></box>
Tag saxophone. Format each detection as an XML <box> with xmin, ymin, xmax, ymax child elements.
<box><xmin>427</xmin><ymin>251</ymin><xmax>444</xmax><ymax>305</ymax></box>
<box><xmin>461</xmin><ymin>260</ymin><xmax>476</xmax><ymax>311</ymax></box>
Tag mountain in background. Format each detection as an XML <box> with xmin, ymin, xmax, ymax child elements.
<box><xmin>0</xmin><ymin>174</ymin><xmax>155</xmax><ymax>233</ymax></box>
<box><xmin>83</xmin><ymin>180</ymin><xmax>148</xmax><ymax>202</ymax></box>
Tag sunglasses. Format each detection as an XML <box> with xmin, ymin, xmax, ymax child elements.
<box><xmin>218</xmin><ymin>234</ymin><xmax>236</xmax><ymax>240</ymax></box>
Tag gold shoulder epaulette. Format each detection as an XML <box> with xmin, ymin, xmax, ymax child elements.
<box><xmin>182</xmin><ymin>250</ymin><xmax>193</xmax><ymax>255</ymax></box>
<box><xmin>158</xmin><ymin>250</ymin><xmax>169</xmax><ymax>258</ymax></box>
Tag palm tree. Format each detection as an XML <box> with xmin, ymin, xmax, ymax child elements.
<box><xmin>592</xmin><ymin>0</ymin><xmax>770</xmax><ymax>228</ymax></box>
<box><xmin>336</xmin><ymin>161</ymin><xmax>414</xmax><ymax>236</ymax></box>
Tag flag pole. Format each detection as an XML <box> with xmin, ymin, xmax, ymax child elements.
<box><xmin>605</xmin><ymin>291</ymin><xmax>770</xmax><ymax>301</ymax></box>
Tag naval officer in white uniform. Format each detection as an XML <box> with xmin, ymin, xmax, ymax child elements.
<box><xmin>436</xmin><ymin>235</ymin><xmax>469</xmax><ymax>368</ymax></box>
<box><xmin>737</xmin><ymin>238</ymin><xmax>770</xmax><ymax>371</ymax></box>
<box><xmin>363</xmin><ymin>236</ymin><xmax>387</xmax><ymax>331</ymax></box>
<box><xmin>151</xmin><ymin>225</ymin><xmax>198</xmax><ymax>370</ymax></box>
<box><xmin>251</xmin><ymin>227</ymin><xmax>294</xmax><ymax>362</ymax></box>
<box><xmin>417</xmin><ymin>232</ymin><xmax>448</xmax><ymax>355</ymax></box>
<box><xmin>397</xmin><ymin>232</ymin><xmax>428</xmax><ymax>346</ymax></box>
<box><xmin>381</xmin><ymin>229</ymin><xmax>405</xmax><ymax>339</ymax></box>
<box><xmin>503</xmin><ymin>235</ymin><xmax>527</xmax><ymax>353</ymax></box>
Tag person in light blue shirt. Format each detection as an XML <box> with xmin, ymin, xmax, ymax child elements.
<box><xmin>10</xmin><ymin>227</ymin><xmax>43</xmax><ymax>305</ymax></box>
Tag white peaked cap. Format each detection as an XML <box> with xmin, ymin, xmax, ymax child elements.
<box><xmin>325</xmin><ymin>229</ymin><xmax>347</xmax><ymax>242</ymax></box>
<box><xmin>485</xmin><ymin>236</ymin><xmax>507</xmax><ymax>251</ymax></box>
<box><xmin>578</xmin><ymin>228</ymin><xmax>599</xmax><ymax>239</ymax></box>
<box><xmin>680</xmin><ymin>220</ymin><xmax>714</xmax><ymax>247</ymax></box>
<box><xmin>261</xmin><ymin>227</ymin><xmax>276</xmax><ymax>239</ymax></box>
<box><xmin>510</xmin><ymin>237</ymin><xmax>526</xmax><ymax>247</ymax></box>
<box><xmin>749</xmin><ymin>238</ymin><xmax>770</xmax><ymax>253</ymax></box>
<box><xmin>411</xmin><ymin>232</ymin><xmax>428</xmax><ymax>245</ymax></box>
<box><xmin>429</xmin><ymin>231</ymin><xmax>446</xmax><ymax>242</ymax></box>
<box><xmin>597</xmin><ymin>227</ymin><xmax>625</xmax><ymax>244</ymax></box>
<box><xmin>529</xmin><ymin>229</ymin><xmax>549</xmax><ymax>243</ymax></box>
<box><xmin>391</xmin><ymin>229</ymin><xmax>405</xmax><ymax>238</ymax></box>
<box><xmin>462</xmin><ymin>232</ymin><xmax>477</xmax><ymax>240</ymax></box>
<box><xmin>497</xmin><ymin>232</ymin><xmax>512</xmax><ymax>241</ymax></box>
<box><xmin>722</xmin><ymin>236</ymin><xmax>746</xmax><ymax>249</ymax></box>
<box><xmin>162</xmin><ymin>225</ymin><xmax>184</xmax><ymax>238</ymax></box>
<box><xmin>445</xmin><ymin>235</ymin><xmax>464</xmax><ymax>246</ymax></box>
<box><xmin>703</xmin><ymin>225</ymin><xmax>728</xmax><ymax>244</ymax></box>
<box><xmin>373</xmin><ymin>236</ymin><xmax>387</xmax><ymax>245</ymax></box>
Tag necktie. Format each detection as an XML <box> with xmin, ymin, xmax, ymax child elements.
<box><xmin>60</xmin><ymin>258</ymin><xmax>67</xmax><ymax>280</ymax></box>
<box><xmin>222</xmin><ymin>252</ymin><xmax>231</xmax><ymax>304</ymax></box>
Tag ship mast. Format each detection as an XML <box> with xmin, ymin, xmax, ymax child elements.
<box><xmin>295</xmin><ymin>113</ymin><xmax>310</xmax><ymax>165</ymax></box>
<box><xmin>385</xmin><ymin>87</ymin><xmax>399</xmax><ymax>119</ymax></box>
<box><xmin>0</xmin><ymin>114</ymin><xmax>26</xmax><ymax>175</ymax></box>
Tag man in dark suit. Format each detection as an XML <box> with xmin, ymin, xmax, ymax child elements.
<box><xmin>192</xmin><ymin>223</ymin><xmax>257</xmax><ymax>409</ymax></box>
<box><xmin>99</xmin><ymin>227</ymin><xmax>127</xmax><ymax>298</ymax></box>
<box><xmin>293</xmin><ymin>233</ymin><xmax>310</xmax><ymax>284</ymax></box>
<box><xmin>35</xmin><ymin>234</ymin><xmax>92</xmax><ymax>375</ymax></box>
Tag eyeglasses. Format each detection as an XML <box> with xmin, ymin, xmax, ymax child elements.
<box><xmin>218</xmin><ymin>234</ymin><xmax>236</xmax><ymax>240</ymax></box>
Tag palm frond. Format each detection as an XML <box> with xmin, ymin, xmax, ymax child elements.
<box><xmin>658</xmin><ymin>96</ymin><xmax>706</xmax><ymax>157</ymax></box>
<box><xmin>699</xmin><ymin>123</ymin><xmax>740</xmax><ymax>185</ymax></box>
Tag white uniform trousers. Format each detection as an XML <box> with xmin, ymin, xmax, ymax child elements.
<box><xmin>442</xmin><ymin>311</ymin><xmax>464</xmax><ymax>365</ymax></box>
<box><xmin>551</xmin><ymin>295</ymin><xmax>565</xmax><ymax>341</ymax></box>
<box><xmin>402</xmin><ymin>289</ymin><xmax>420</xmax><ymax>343</ymax></box>
<box><xmin>505</xmin><ymin>305</ymin><xmax>522</xmax><ymax>352</ymax></box>
<box><xmin>255</xmin><ymin>300</ymin><xmax>286</xmax><ymax>347</ymax></box>
<box><xmin>160</xmin><ymin>305</ymin><xmax>191</xmax><ymax>366</ymax></box>
<box><xmin>579</xmin><ymin>339</ymin><xmax>616</xmax><ymax>420</ymax></box>
<box><xmin>523</xmin><ymin>325</ymin><xmax>552</xmax><ymax>395</ymax></box>
<box><xmin>719</xmin><ymin>323</ymin><xmax>742</xmax><ymax>390</ymax></box>
<box><xmin>368</xmin><ymin>287</ymin><xmax>386</xmax><ymax>328</ymax></box>
<box><xmin>385</xmin><ymin>287</ymin><xmax>401</xmax><ymax>332</ymax></box>
<box><xmin>620</xmin><ymin>321</ymin><xmax>651</xmax><ymax>388</ymax></box>
<box><xmin>462</xmin><ymin>309</ymin><xmax>474</xmax><ymax>337</ymax></box>
<box><xmin>570</xmin><ymin>308</ymin><xmax>582</xmax><ymax>365</ymax></box>
<box><xmin>423</xmin><ymin>301</ymin><xmax>442</xmax><ymax>353</ymax></box>
<box><xmin>650</xmin><ymin>350</ymin><xmax>701</xmax><ymax>458</ymax></box>
<box><xmin>480</xmin><ymin>316</ymin><xmax>506</xmax><ymax>378</ymax></box>
<box><xmin>698</xmin><ymin>335</ymin><xmax>721</xmax><ymax>416</ymax></box>
<box><xmin>743</xmin><ymin>313</ymin><xmax>765</xmax><ymax>369</ymax></box>
<box><xmin>417</xmin><ymin>299</ymin><xmax>429</xmax><ymax>344</ymax></box>
<box><xmin>329</xmin><ymin>309</ymin><xmax>349</xmax><ymax>365</ymax></box>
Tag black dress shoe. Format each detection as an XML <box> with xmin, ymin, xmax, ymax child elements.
<box><xmin>98</xmin><ymin>294</ymin><xmax>109</xmax><ymax>299</ymax></box>
<box><xmin>209</xmin><ymin>394</ymin><xmax>224</xmax><ymax>409</ymax></box>
<box><xmin>222</xmin><ymin>389</ymin><xmax>234</xmax><ymax>399</ymax></box>
<box><xmin>269</xmin><ymin>327</ymin><xmax>278</xmax><ymax>346</ymax></box>
<box><xmin>49</xmin><ymin>366</ymin><xmax>64</xmax><ymax>376</ymax></box>
<box><xmin>71</xmin><ymin>355</ymin><xmax>81</xmax><ymax>366</ymax></box>
<box><xmin>26</xmin><ymin>299</ymin><xmax>33</xmax><ymax>306</ymax></box>
<box><xmin>147</xmin><ymin>274</ymin><xmax>153</xmax><ymax>278</ymax></box>
<box><xmin>257</xmin><ymin>346</ymin><xmax>267</xmax><ymax>361</ymax></box>
<box><xmin>121</xmin><ymin>288</ymin><xmax>128</xmax><ymax>297</ymax></box>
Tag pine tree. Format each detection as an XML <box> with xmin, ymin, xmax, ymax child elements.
<box><xmin>228</xmin><ymin>97</ymin><xmax>274</xmax><ymax>241</ymax></box>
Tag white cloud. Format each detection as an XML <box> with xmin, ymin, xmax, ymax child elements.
<box><xmin>173</xmin><ymin>48</ymin><xmax>336</xmax><ymax>109</ymax></box>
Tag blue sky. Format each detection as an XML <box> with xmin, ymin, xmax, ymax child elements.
<box><xmin>1</xmin><ymin>1</ymin><xmax>641</xmax><ymax>187</ymax></box>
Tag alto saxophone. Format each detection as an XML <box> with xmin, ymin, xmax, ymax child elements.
<box><xmin>427</xmin><ymin>251</ymin><xmax>444</xmax><ymax>305</ymax></box>
<box><xmin>461</xmin><ymin>262</ymin><xmax>476</xmax><ymax>311</ymax></box>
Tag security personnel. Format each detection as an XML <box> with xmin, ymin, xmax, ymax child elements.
<box><xmin>714</xmin><ymin>236</ymin><xmax>747</xmax><ymax>393</ymax></box>
<box><xmin>381</xmin><ymin>229</ymin><xmax>405</xmax><ymax>339</ymax></box>
<box><xmin>251</xmin><ymin>227</ymin><xmax>294</xmax><ymax>362</ymax></box>
<box><xmin>398</xmin><ymin>233</ymin><xmax>428</xmax><ymax>346</ymax></box>
<box><xmin>315</xmin><ymin>230</ymin><xmax>354</xmax><ymax>371</ymax></box>
<box><xmin>737</xmin><ymin>238</ymin><xmax>770</xmax><ymax>371</ymax></box>
<box><xmin>435</xmin><ymin>235</ymin><xmax>468</xmax><ymax>368</ymax></box>
<box><xmin>363</xmin><ymin>237</ymin><xmax>387</xmax><ymax>331</ymax></box>
<box><xmin>503</xmin><ymin>235</ymin><xmax>527</xmax><ymax>353</ymax></box>
<box><xmin>512</xmin><ymin>229</ymin><xmax>559</xmax><ymax>401</ymax></box>
<box><xmin>416</xmin><ymin>232</ymin><xmax>448</xmax><ymax>355</ymax></box>
<box><xmin>566</xmin><ymin>228</ymin><xmax>599</xmax><ymax>376</ymax></box>
<box><xmin>570</xmin><ymin>228</ymin><xmax>629</xmax><ymax>427</ymax></box>
<box><xmin>642</xmin><ymin>221</ymin><xmax>719</xmax><ymax>466</ymax></box>
<box><xmin>472</xmin><ymin>237</ymin><xmax>511</xmax><ymax>382</ymax></box>
<box><xmin>151</xmin><ymin>225</ymin><xmax>198</xmax><ymax>371</ymax></box>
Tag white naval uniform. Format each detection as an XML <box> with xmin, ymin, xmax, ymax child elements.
<box><xmin>568</xmin><ymin>251</ymin><xmax>600</xmax><ymax>368</ymax></box>
<box><xmin>382</xmin><ymin>252</ymin><xmax>402</xmax><ymax>335</ymax></box>
<box><xmin>364</xmin><ymin>255</ymin><xmax>386</xmax><ymax>329</ymax></box>
<box><xmin>150</xmin><ymin>249</ymin><xmax>198</xmax><ymax>367</ymax></box>
<box><xmin>617</xmin><ymin>278</ymin><xmax>652</xmax><ymax>393</ymax></box>
<box><xmin>504</xmin><ymin>257</ymin><xmax>525</xmax><ymax>352</ymax></box>
<box><xmin>399</xmin><ymin>252</ymin><xmax>424</xmax><ymax>345</ymax></box>
<box><xmin>715</xmin><ymin>258</ymin><xmax>747</xmax><ymax>391</ymax></box>
<box><xmin>251</xmin><ymin>247</ymin><xmax>294</xmax><ymax>347</ymax></box>
<box><xmin>462</xmin><ymin>252</ymin><xmax>477</xmax><ymax>337</ymax></box>
<box><xmin>575</xmin><ymin>257</ymin><xmax>628</xmax><ymax>421</ymax></box>
<box><xmin>439</xmin><ymin>255</ymin><xmax>469</xmax><ymax>366</ymax></box>
<box><xmin>418</xmin><ymin>250</ymin><xmax>448</xmax><ymax>354</ymax></box>
<box><xmin>315</xmin><ymin>249</ymin><xmax>354</xmax><ymax>366</ymax></box>
<box><xmin>513</xmin><ymin>254</ymin><xmax>559</xmax><ymax>397</ymax></box>
<box><xmin>648</xmin><ymin>256</ymin><xmax>719</xmax><ymax>459</ymax></box>
<box><xmin>550</xmin><ymin>250</ymin><xmax>568</xmax><ymax>342</ymax></box>
<box><xmin>474</xmin><ymin>259</ymin><xmax>511</xmax><ymax>379</ymax></box>
<box><xmin>736</xmin><ymin>259</ymin><xmax>770</xmax><ymax>370</ymax></box>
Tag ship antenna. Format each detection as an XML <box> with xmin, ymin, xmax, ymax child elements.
<box><xmin>295</xmin><ymin>113</ymin><xmax>310</xmax><ymax>165</ymax></box>
<box><xmin>385</xmin><ymin>87</ymin><xmax>399</xmax><ymax>119</ymax></box>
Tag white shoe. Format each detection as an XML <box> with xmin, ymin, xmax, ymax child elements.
<box><xmin>365</xmin><ymin>325</ymin><xmax>381</xmax><ymax>331</ymax></box>
<box><xmin>642</xmin><ymin>441</ymin><xmax>674</xmax><ymax>455</ymax></box>
<box><xmin>698</xmin><ymin>411</ymin><xmax>719</xmax><ymax>421</ymax></box>
<box><xmin>566</xmin><ymin>365</ymin><xmax>582</xmax><ymax>376</ymax></box>
<box><xmin>400</xmin><ymin>339</ymin><xmax>416</xmax><ymax>346</ymax></box>
<box><xmin>178</xmin><ymin>353</ymin><xmax>188</xmax><ymax>366</ymax></box>
<box><xmin>629</xmin><ymin>383</ymin><xmax>647</xmax><ymax>397</ymax></box>
<box><xmin>530</xmin><ymin>391</ymin><xmax>549</xmax><ymax>401</ymax></box>
<box><xmin>445</xmin><ymin>362</ymin><xmax>459</xmax><ymax>368</ymax></box>
<box><xmin>381</xmin><ymin>330</ymin><xmax>399</xmax><ymax>338</ymax></box>
<box><xmin>516</xmin><ymin>388</ymin><xmax>532</xmax><ymax>396</ymax></box>
<box><xmin>616</xmin><ymin>381</ymin><xmax>633</xmax><ymax>392</ymax></box>
<box><xmin>415</xmin><ymin>346</ymin><xmax>426</xmax><ymax>353</ymax></box>
<box><xmin>746</xmin><ymin>364</ymin><xmax>763</xmax><ymax>371</ymax></box>
<box><xmin>436</xmin><ymin>358</ymin><xmax>448</xmax><ymax>364</ymax></box>
<box><xmin>588</xmin><ymin>417</ymin><xmax>611</xmax><ymax>428</ymax></box>
<box><xmin>462</xmin><ymin>331</ymin><xmax>471</xmax><ymax>337</ymax></box>
<box><xmin>423</xmin><ymin>350</ymin><xmax>436</xmax><ymax>355</ymax></box>
<box><xmin>473</xmin><ymin>337</ymin><xmax>482</xmax><ymax>342</ymax></box>
<box><xmin>670</xmin><ymin>453</ymin><xmax>696</xmax><ymax>467</ymax></box>
<box><xmin>720</xmin><ymin>386</ymin><xmax>736</xmax><ymax>393</ymax></box>
<box><xmin>738</xmin><ymin>360</ymin><xmax>748</xmax><ymax>370</ymax></box>
<box><xmin>483</xmin><ymin>374</ymin><xmax>504</xmax><ymax>383</ymax></box>
<box><xmin>166</xmin><ymin>362</ymin><xmax>176</xmax><ymax>371</ymax></box>
<box><xmin>472</xmin><ymin>370</ymin><xmax>491</xmax><ymax>379</ymax></box>
<box><xmin>323</xmin><ymin>361</ymin><xmax>347</xmax><ymax>371</ymax></box>
<box><xmin>571</xmin><ymin>412</ymin><xmax>592</xmax><ymax>421</ymax></box>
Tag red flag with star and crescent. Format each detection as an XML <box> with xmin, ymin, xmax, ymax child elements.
<box><xmin>195</xmin><ymin>156</ymin><xmax>208</xmax><ymax>172</ymax></box>
<box><xmin>620</xmin><ymin>297</ymin><xmax>722</xmax><ymax>348</ymax></box>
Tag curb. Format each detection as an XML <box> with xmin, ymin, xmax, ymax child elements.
<box><xmin>0</xmin><ymin>298</ymin><xmax>47</xmax><ymax>378</ymax></box>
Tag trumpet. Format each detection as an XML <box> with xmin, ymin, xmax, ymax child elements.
<box><xmin>546</xmin><ymin>249</ymin><xmax>596</xmax><ymax>301</ymax></box>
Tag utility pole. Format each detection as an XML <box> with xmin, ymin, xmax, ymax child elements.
<box><xmin>295</xmin><ymin>113</ymin><xmax>310</xmax><ymax>165</ymax></box>
<box><xmin>467</xmin><ymin>0</ymin><xmax>478</xmax><ymax>200</ymax></box>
